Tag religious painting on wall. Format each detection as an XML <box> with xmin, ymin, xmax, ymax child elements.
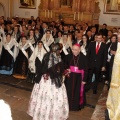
<box><xmin>104</xmin><ymin>0</ymin><xmax>120</xmax><ymax>14</ymax></box>
<box><xmin>19</xmin><ymin>0</ymin><xmax>36</xmax><ymax>9</ymax></box>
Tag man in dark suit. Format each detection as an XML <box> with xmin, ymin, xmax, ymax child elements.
<box><xmin>83</xmin><ymin>23</ymin><xmax>91</xmax><ymax>35</ymax></box>
<box><xmin>28</xmin><ymin>16</ymin><xmax>35</xmax><ymax>25</ymax></box>
<box><xmin>87</xmin><ymin>33</ymin><xmax>107</xmax><ymax>94</ymax></box>
<box><xmin>34</xmin><ymin>28</ymin><xmax>42</xmax><ymax>43</ymax></box>
<box><xmin>73</xmin><ymin>32</ymin><xmax>83</xmax><ymax>46</ymax></box>
<box><xmin>105</xmin><ymin>35</ymin><xmax>117</xmax><ymax>86</ymax></box>
<box><xmin>63</xmin><ymin>25</ymin><xmax>69</xmax><ymax>34</ymax></box>
<box><xmin>40</xmin><ymin>22</ymin><xmax>48</xmax><ymax>36</ymax></box>
<box><xmin>99</xmin><ymin>23</ymin><xmax>108</xmax><ymax>37</ymax></box>
<box><xmin>108</xmin><ymin>40</ymin><xmax>118</xmax><ymax>87</ymax></box>
<box><xmin>86</xmin><ymin>30</ymin><xmax>94</xmax><ymax>42</ymax></box>
<box><xmin>90</xmin><ymin>26</ymin><xmax>97</xmax><ymax>41</ymax></box>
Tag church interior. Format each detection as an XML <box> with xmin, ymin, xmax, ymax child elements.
<box><xmin>0</xmin><ymin>0</ymin><xmax>120</xmax><ymax>120</ymax></box>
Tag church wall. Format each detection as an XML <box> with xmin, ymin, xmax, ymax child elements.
<box><xmin>99</xmin><ymin>0</ymin><xmax>120</xmax><ymax>27</ymax></box>
<box><xmin>0</xmin><ymin>0</ymin><xmax>10</xmax><ymax>18</ymax></box>
<box><xmin>12</xmin><ymin>0</ymin><xmax>41</xmax><ymax>18</ymax></box>
<box><xmin>1</xmin><ymin>0</ymin><xmax>119</xmax><ymax>27</ymax></box>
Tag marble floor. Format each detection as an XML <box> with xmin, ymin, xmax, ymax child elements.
<box><xmin>0</xmin><ymin>74</ymin><xmax>107</xmax><ymax>120</ymax></box>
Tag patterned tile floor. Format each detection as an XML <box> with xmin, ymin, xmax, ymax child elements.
<box><xmin>0</xmin><ymin>74</ymin><xmax>107</xmax><ymax>120</ymax></box>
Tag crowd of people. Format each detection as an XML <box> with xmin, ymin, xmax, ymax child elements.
<box><xmin>0</xmin><ymin>15</ymin><xmax>120</xmax><ymax>120</ymax></box>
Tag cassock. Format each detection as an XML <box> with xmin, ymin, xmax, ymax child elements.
<box><xmin>64</xmin><ymin>52</ymin><xmax>88</xmax><ymax>111</ymax></box>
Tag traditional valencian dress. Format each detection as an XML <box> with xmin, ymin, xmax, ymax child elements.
<box><xmin>28</xmin><ymin>36</ymin><xmax>36</xmax><ymax>47</ymax></box>
<box><xmin>80</xmin><ymin>42</ymin><xmax>89</xmax><ymax>56</ymax></box>
<box><xmin>13</xmin><ymin>41</ymin><xmax>34</xmax><ymax>79</ymax></box>
<box><xmin>41</xmin><ymin>33</ymin><xmax>54</xmax><ymax>52</ymax></box>
<box><xmin>27</xmin><ymin>52</ymin><xmax>69</xmax><ymax>120</ymax></box>
<box><xmin>106</xmin><ymin>42</ymin><xmax>120</xmax><ymax>120</ymax></box>
<box><xmin>27</xmin><ymin>43</ymin><xmax>47</xmax><ymax>83</ymax></box>
<box><xmin>0</xmin><ymin>38</ymin><xmax>18</xmax><ymax>75</ymax></box>
<box><xmin>59</xmin><ymin>37</ymin><xmax>72</xmax><ymax>61</ymax></box>
<box><xmin>64</xmin><ymin>52</ymin><xmax>88</xmax><ymax>111</ymax></box>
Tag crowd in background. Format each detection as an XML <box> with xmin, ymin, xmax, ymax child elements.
<box><xmin>0</xmin><ymin>15</ymin><xmax>120</xmax><ymax>119</ymax></box>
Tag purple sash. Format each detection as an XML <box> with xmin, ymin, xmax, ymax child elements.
<box><xmin>70</xmin><ymin>66</ymin><xmax>84</xmax><ymax>105</ymax></box>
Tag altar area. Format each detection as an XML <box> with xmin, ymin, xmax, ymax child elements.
<box><xmin>38</xmin><ymin>0</ymin><xmax>100</xmax><ymax>24</ymax></box>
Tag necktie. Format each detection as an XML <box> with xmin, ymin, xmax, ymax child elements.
<box><xmin>96</xmin><ymin>43</ymin><xmax>100</xmax><ymax>54</ymax></box>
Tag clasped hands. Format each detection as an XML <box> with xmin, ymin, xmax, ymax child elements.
<box><xmin>63</xmin><ymin>69</ymin><xmax>71</xmax><ymax>78</ymax></box>
<box><xmin>63</xmin><ymin>69</ymin><xmax>86</xmax><ymax>85</ymax></box>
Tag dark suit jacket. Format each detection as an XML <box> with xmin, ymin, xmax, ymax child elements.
<box><xmin>35</xmin><ymin>34</ymin><xmax>42</xmax><ymax>42</ymax></box>
<box><xmin>39</xmin><ymin>26</ymin><xmax>46</xmax><ymax>36</ymax></box>
<box><xmin>73</xmin><ymin>38</ymin><xmax>83</xmax><ymax>46</ymax></box>
<box><xmin>106</xmin><ymin>42</ymin><xmax>112</xmax><ymax>58</ymax></box>
<box><xmin>88</xmin><ymin>37</ymin><xmax>94</xmax><ymax>43</ymax></box>
<box><xmin>91</xmin><ymin>33</ymin><xmax>96</xmax><ymax>41</ymax></box>
<box><xmin>109</xmin><ymin>42</ymin><xmax>117</xmax><ymax>68</ymax></box>
<box><xmin>87</xmin><ymin>41</ymin><xmax>107</xmax><ymax>70</ymax></box>
<box><xmin>99</xmin><ymin>28</ymin><xmax>108</xmax><ymax>37</ymax></box>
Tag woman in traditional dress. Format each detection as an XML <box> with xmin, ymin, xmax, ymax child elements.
<box><xmin>55</xmin><ymin>31</ymin><xmax>63</xmax><ymax>43</ymax></box>
<box><xmin>27</xmin><ymin>29</ymin><xmax>36</xmax><ymax>46</ymax></box>
<box><xmin>59</xmin><ymin>33</ymin><xmax>72</xmax><ymax>61</ymax></box>
<box><xmin>106</xmin><ymin>35</ymin><xmax>120</xmax><ymax>120</ymax></box>
<box><xmin>41</xmin><ymin>29</ymin><xmax>54</xmax><ymax>52</ymax></box>
<box><xmin>27</xmin><ymin>41</ymin><xmax>47</xmax><ymax>83</ymax></box>
<box><xmin>27</xmin><ymin>43</ymin><xmax>69</xmax><ymax>120</ymax></box>
<box><xmin>6</xmin><ymin>24</ymin><xmax>13</xmax><ymax>35</ymax></box>
<box><xmin>11</xmin><ymin>25</ymin><xmax>21</xmax><ymax>43</ymax></box>
<box><xmin>52</xmin><ymin>27</ymin><xmax>58</xmax><ymax>39</ymax></box>
<box><xmin>68</xmin><ymin>33</ymin><xmax>75</xmax><ymax>45</ymax></box>
<box><xmin>64</xmin><ymin>44</ymin><xmax>88</xmax><ymax>111</ymax></box>
<box><xmin>13</xmin><ymin>36</ymin><xmax>33</xmax><ymax>79</ymax></box>
<box><xmin>80</xmin><ymin>34</ymin><xmax>89</xmax><ymax>56</ymax></box>
<box><xmin>0</xmin><ymin>33</ymin><xmax>18</xmax><ymax>75</ymax></box>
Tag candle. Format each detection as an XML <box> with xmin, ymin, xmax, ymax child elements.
<box><xmin>74</xmin><ymin>12</ymin><xmax>76</xmax><ymax>20</ymax></box>
<box><xmin>81</xmin><ymin>12</ymin><xmax>83</xmax><ymax>21</ymax></box>
<box><xmin>48</xmin><ymin>10</ymin><xmax>49</xmax><ymax>18</ymax></box>
<box><xmin>45</xmin><ymin>10</ymin><xmax>46</xmax><ymax>18</ymax></box>
<box><xmin>51</xmin><ymin>10</ymin><xmax>52</xmax><ymax>18</ymax></box>
<box><xmin>91</xmin><ymin>14</ymin><xmax>93</xmax><ymax>22</ymax></box>
<box><xmin>78</xmin><ymin>12</ymin><xmax>80</xmax><ymax>21</ymax></box>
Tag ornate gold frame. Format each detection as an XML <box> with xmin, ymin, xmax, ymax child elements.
<box><xmin>104</xmin><ymin>0</ymin><xmax>120</xmax><ymax>14</ymax></box>
<box><xmin>19</xmin><ymin>0</ymin><xmax>36</xmax><ymax>9</ymax></box>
